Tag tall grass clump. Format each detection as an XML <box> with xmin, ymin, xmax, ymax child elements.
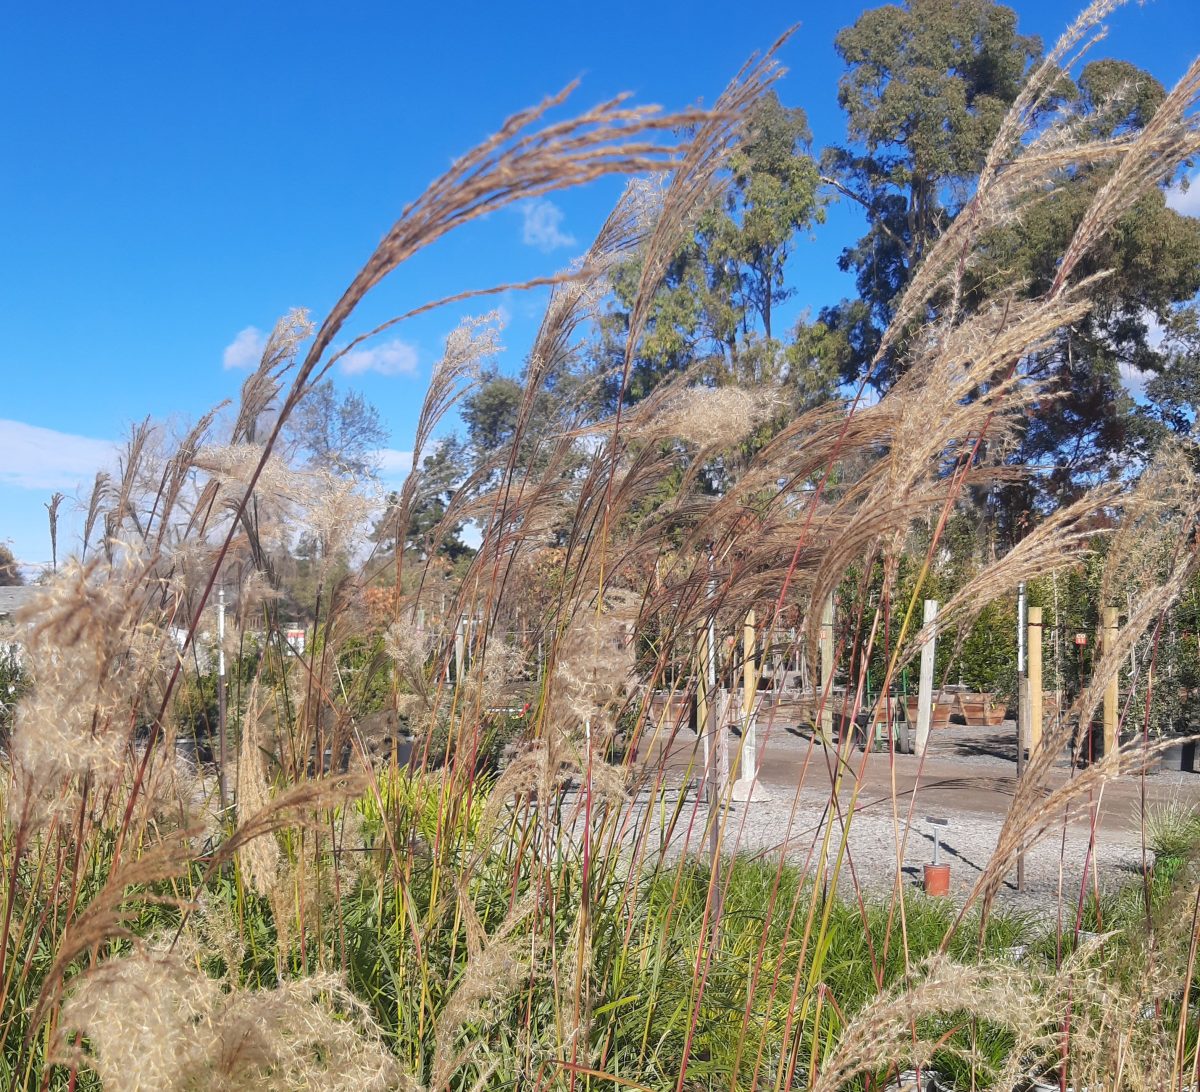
<box><xmin>3</xmin><ymin>3</ymin><xmax>1200</xmax><ymax>1089</ymax></box>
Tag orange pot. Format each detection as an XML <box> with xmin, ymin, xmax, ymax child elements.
<box><xmin>983</xmin><ymin>701</ymin><xmax>1008</xmax><ymax>726</ymax></box>
<box><xmin>909</xmin><ymin>696</ymin><xmax>952</xmax><ymax>729</ymax></box>
<box><xmin>923</xmin><ymin>863</ymin><xmax>951</xmax><ymax>897</ymax></box>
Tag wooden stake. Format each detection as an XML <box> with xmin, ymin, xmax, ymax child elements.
<box><xmin>1102</xmin><ymin>605</ymin><xmax>1119</xmax><ymax>756</ymax></box>
<box><xmin>743</xmin><ymin>609</ymin><xmax>756</xmax><ymax>717</ymax></box>
<box><xmin>733</xmin><ymin>609</ymin><xmax>769</xmax><ymax>802</ymax></box>
<box><xmin>819</xmin><ymin>593</ymin><xmax>835</xmax><ymax>743</ymax></box>
<box><xmin>915</xmin><ymin>599</ymin><xmax>938</xmax><ymax>757</ymax></box>
<box><xmin>1028</xmin><ymin>606</ymin><xmax>1043</xmax><ymax>756</ymax></box>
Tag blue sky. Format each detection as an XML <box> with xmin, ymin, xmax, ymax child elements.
<box><xmin>2</xmin><ymin>0</ymin><xmax>1198</xmax><ymax>570</ymax></box>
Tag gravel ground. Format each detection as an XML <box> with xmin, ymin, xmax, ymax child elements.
<box><xmin>597</xmin><ymin>716</ymin><xmax>1200</xmax><ymax>920</ymax></box>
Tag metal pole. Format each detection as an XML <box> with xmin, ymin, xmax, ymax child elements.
<box><xmin>217</xmin><ymin>586</ymin><xmax>228</xmax><ymax>811</ymax></box>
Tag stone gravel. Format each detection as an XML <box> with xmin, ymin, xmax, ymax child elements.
<box><xmin>587</xmin><ymin>717</ymin><xmax>1200</xmax><ymax>921</ymax></box>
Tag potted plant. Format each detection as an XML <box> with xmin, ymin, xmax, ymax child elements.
<box><xmin>956</xmin><ymin>601</ymin><xmax>1017</xmax><ymax>727</ymax></box>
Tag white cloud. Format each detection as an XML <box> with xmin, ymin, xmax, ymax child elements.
<box><xmin>0</xmin><ymin>419</ymin><xmax>117</xmax><ymax>490</ymax></box>
<box><xmin>1120</xmin><ymin>361</ymin><xmax>1151</xmax><ymax>398</ymax></box>
<box><xmin>222</xmin><ymin>325</ymin><xmax>267</xmax><ymax>369</ymax></box>
<box><xmin>520</xmin><ymin>199</ymin><xmax>576</xmax><ymax>252</ymax></box>
<box><xmin>373</xmin><ymin>449</ymin><xmax>414</xmax><ymax>478</ymax></box>
<box><xmin>1167</xmin><ymin>171</ymin><xmax>1200</xmax><ymax>217</ymax></box>
<box><xmin>341</xmin><ymin>338</ymin><xmax>419</xmax><ymax>377</ymax></box>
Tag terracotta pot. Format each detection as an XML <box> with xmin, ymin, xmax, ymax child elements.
<box><xmin>648</xmin><ymin>693</ymin><xmax>692</xmax><ymax>731</ymax></box>
<box><xmin>904</xmin><ymin>696</ymin><xmax>951</xmax><ymax>728</ymax></box>
<box><xmin>956</xmin><ymin>693</ymin><xmax>979</xmax><ymax>719</ymax></box>
<box><xmin>983</xmin><ymin>698</ymin><xmax>1008</xmax><ymax>726</ymax></box>
<box><xmin>923</xmin><ymin>863</ymin><xmax>951</xmax><ymax>897</ymax></box>
<box><xmin>958</xmin><ymin>691</ymin><xmax>1002</xmax><ymax>725</ymax></box>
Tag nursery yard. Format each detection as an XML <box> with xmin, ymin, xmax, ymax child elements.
<box><xmin>8</xmin><ymin>0</ymin><xmax>1200</xmax><ymax>1085</ymax></box>
<box><xmin>628</xmin><ymin>717</ymin><xmax>1200</xmax><ymax>916</ymax></box>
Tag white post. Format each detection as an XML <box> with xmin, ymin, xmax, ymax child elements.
<box><xmin>915</xmin><ymin>599</ymin><xmax>938</xmax><ymax>757</ymax></box>
<box><xmin>454</xmin><ymin>618</ymin><xmax>465</xmax><ymax>684</ymax></box>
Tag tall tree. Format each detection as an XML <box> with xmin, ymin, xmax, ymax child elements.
<box><xmin>284</xmin><ymin>380</ymin><xmax>387</xmax><ymax>478</ymax></box>
<box><xmin>823</xmin><ymin>1</ymin><xmax>1200</xmax><ymax>530</ymax></box>
<box><xmin>822</xmin><ymin>0</ymin><xmax>1042</xmax><ymax>388</ymax></box>
<box><xmin>373</xmin><ymin>442</ymin><xmax>475</xmax><ymax>566</ymax></box>
<box><xmin>599</xmin><ymin>91</ymin><xmax>830</xmax><ymax>410</ymax></box>
<box><xmin>968</xmin><ymin>62</ymin><xmax>1200</xmax><ymax>508</ymax></box>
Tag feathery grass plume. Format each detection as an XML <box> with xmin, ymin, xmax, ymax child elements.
<box><xmin>905</xmin><ymin>483</ymin><xmax>1124</xmax><ymax>664</ymax></box>
<box><xmin>549</xmin><ymin>607</ymin><xmax>635</xmax><ymax>730</ymax></box>
<box><xmin>219</xmin><ymin>769</ymin><xmax>368</xmax><ymax>876</ymax></box>
<box><xmin>104</xmin><ymin>417</ymin><xmax>157</xmax><ymax>553</ymax></box>
<box><xmin>147</xmin><ymin>403</ymin><xmax>226</xmax><ymax>551</ymax></box>
<box><xmin>639</xmin><ymin>383</ymin><xmax>779</xmax><ymax>450</ymax></box>
<box><xmin>80</xmin><ymin>470</ymin><xmax>111</xmax><ymax>558</ymax></box>
<box><xmin>44</xmin><ymin>492</ymin><xmax>64</xmax><ymax>573</ymax></box>
<box><xmin>1056</xmin><ymin>53</ymin><xmax>1200</xmax><ymax>292</ymax></box>
<box><xmin>30</xmin><ymin>828</ymin><xmax>200</xmax><ymax>1038</ymax></box>
<box><xmin>430</xmin><ymin>892</ymin><xmax>537</xmax><ymax>1092</ymax></box>
<box><xmin>230</xmin><ymin>308</ymin><xmax>314</xmax><ymax>445</ymax></box>
<box><xmin>7</xmin><ymin>557</ymin><xmax>170</xmax><ymax>830</ymax></box>
<box><xmin>437</xmin><ymin>181</ymin><xmax>672</xmax><ymax>629</ymax></box>
<box><xmin>235</xmin><ymin>681</ymin><xmax>281</xmax><ymax>898</ymax></box>
<box><xmin>809</xmin><ymin>947</ymin><xmax>1112</xmax><ymax>1092</ymax></box>
<box><xmin>374</xmin><ymin>311</ymin><xmax>503</xmax><ymax>595</ymax></box>
<box><xmin>1100</xmin><ymin>440</ymin><xmax>1198</xmax><ymax>604</ymax></box>
<box><xmin>55</xmin><ymin>952</ymin><xmax>402</xmax><ymax>1092</ymax></box>
<box><xmin>615</xmin><ymin>33</ymin><xmax>793</xmax><ymax>390</ymax></box>
<box><xmin>231</xmin><ymin>80</ymin><xmax>759</xmax><ymax>592</ymax></box>
<box><xmin>885</xmin><ymin>0</ymin><xmax>1128</xmax><ymax>340</ymax></box>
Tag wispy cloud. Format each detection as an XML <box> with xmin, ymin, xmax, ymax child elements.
<box><xmin>520</xmin><ymin>198</ymin><xmax>576</xmax><ymax>252</ymax></box>
<box><xmin>373</xmin><ymin>448</ymin><xmax>414</xmax><ymax>478</ymax></box>
<box><xmin>1167</xmin><ymin>170</ymin><xmax>1200</xmax><ymax>217</ymax></box>
<box><xmin>222</xmin><ymin>325</ymin><xmax>267</xmax><ymax>369</ymax></box>
<box><xmin>341</xmin><ymin>339</ymin><xmax>419</xmax><ymax>376</ymax></box>
<box><xmin>0</xmin><ymin>419</ymin><xmax>117</xmax><ymax>490</ymax></box>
